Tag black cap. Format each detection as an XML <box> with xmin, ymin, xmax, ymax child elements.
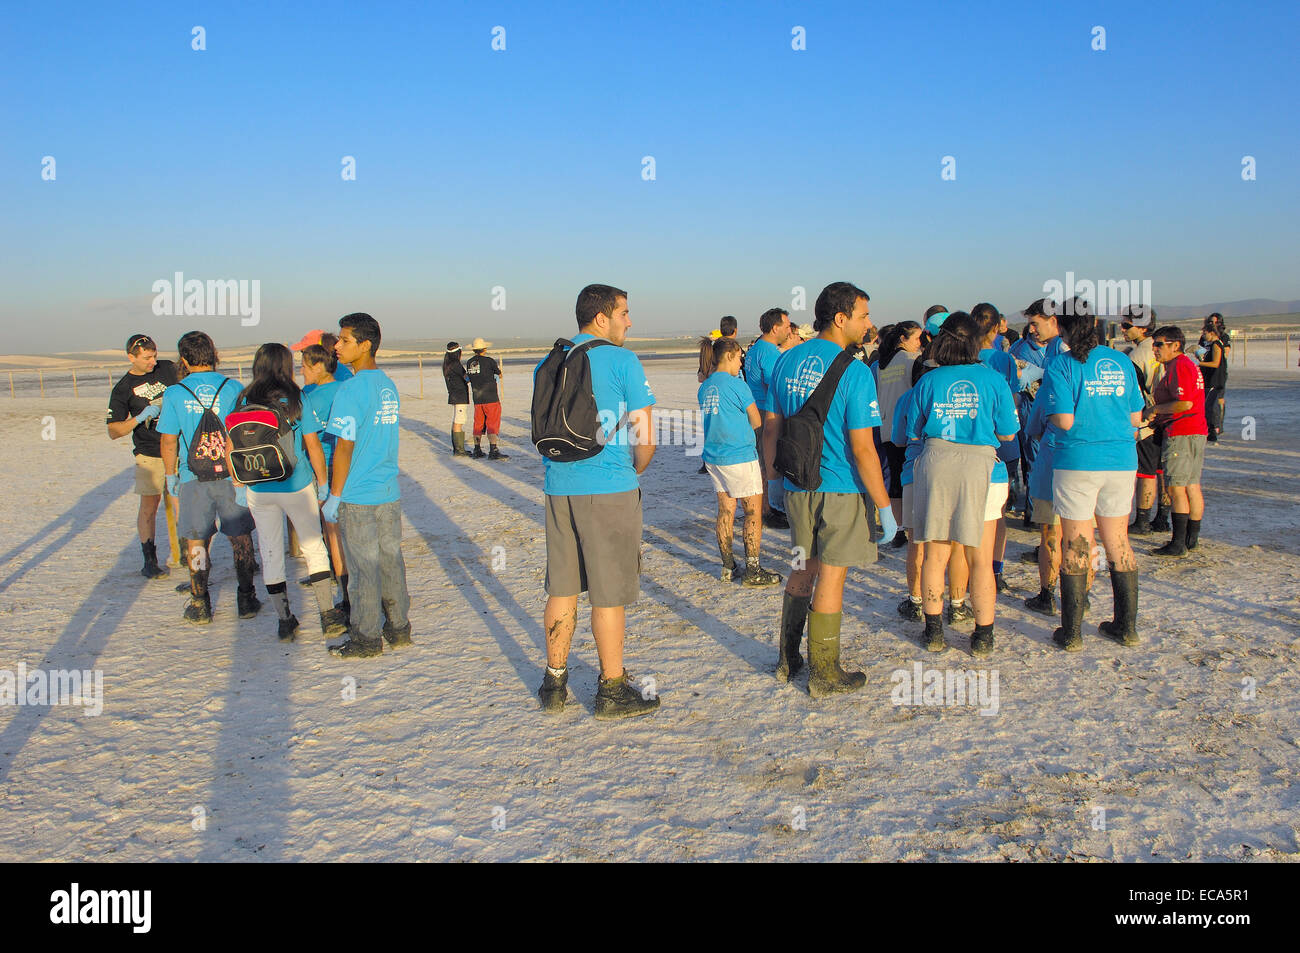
<box><xmin>126</xmin><ymin>334</ymin><xmax>156</xmax><ymax>353</ymax></box>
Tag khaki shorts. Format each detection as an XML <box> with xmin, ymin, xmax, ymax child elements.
<box><xmin>545</xmin><ymin>489</ymin><xmax>642</xmax><ymax>607</ymax></box>
<box><xmin>901</xmin><ymin>484</ymin><xmax>915</xmax><ymax>531</ymax></box>
<box><xmin>785</xmin><ymin>491</ymin><xmax>877</xmax><ymax>568</ymax></box>
<box><xmin>1163</xmin><ymin>434</ymin><xmax>1206</xmax><ymax>487</ymax></box>
<box><xmin>1032</xmin><ymin>497</ymin><xmax>1059</xmax><ymax>527</ymax></box>
<box><xmin>451</xmin><ymin>404</ymin><xmax>468</xmax><ymax>426</ymax></box>
<box><xmin>134</xmin><ymin>454</ymin><xmax>165</xmax><ymax>495</ymax></box>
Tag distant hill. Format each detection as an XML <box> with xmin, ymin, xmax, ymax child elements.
<box><xmin>1152</xmin><ymin>299</ymin><xmax>1300</xmax><ymax>321</ymax></box>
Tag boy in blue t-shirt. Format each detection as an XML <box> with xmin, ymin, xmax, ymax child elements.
<box><xmin>744</xmin><ymin>308</ymin><xmax>793</xmax><ymax>526</ymax></box>
<box><xmin>157</xmin><ymin>331</ymin><xmax>259</xmax><ymax>624</ymax></box>
<box><xmin>767</xmin><ymin>282</ymin><xmax>895</xmax><ymax>699</ymax></box>
<box><xmin>321</xmin><ymin>313</ymin><xmax>410</xmax><ymax>658</ymax></box>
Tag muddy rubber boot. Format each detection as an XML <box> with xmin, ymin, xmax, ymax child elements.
<box><xmin>472</xmin><ymin>443</ymin><xmax>485</xmax><ymax>459</ymax></box>
<box><xmin>140</xmin><ymin>540</ymin><xmax>168</xmax><ymax>579</ymax></box>
<box><xmin>184</xmin><ymin>567</ymin><xmax>212</xmax><ymax>624</ymax></box>
<box><xmin>1130</xmin><ymin>513</ymin><xmax>1152</xmax><ymax>535</ymax></box>
<box><xmin>922</xmin><ymin>613</ymin><xmax>946</xmax><ymax>653</ymax></box>
<box><xmin>971</xmin><ymin>622</ymin><xmax>995</xmax><ymax>657</ymax></box>
<box><xmin>1185</xmin><ymin>518</ymin><xmax>1202</xmax><ymax>551</ymax></box>
<box><xmin>776</xmin><ymin>592</ymin><xmax>809</xmax><ymax>682</ymax></box>
<box><xmin>1154</xmin><ymin>513</ymin><xmax>1188</xmax><ymax>557</ymax></box>
<box><xmin>807</xmin><ymin>611</ymin><xmax>866</xmax><ymax>698</ymax></box>
<box><xmin>1052</xmin><ymin>572</ymin><xmax>1088</xmax><ymax>652</ymax></box>
<box><xmin>594</xmin><ymin>670</ymin><xmax>661</xmax><ymax>720</ymax></box>
<box><xmin>1098</xmin><ymin>568</ymin><xmax>1140</xmax><ymax>646</ymax></box>
<box><xmin>537</xmin><ymin>666</ymin><xmax>568</xmax><ymax>712</ymax></box>
<box><xmin>1150</xmin><ymin>503</ymin><xmax>1170</xmax><ymax>533</ymax></box>
<box><xmin>452</xmin><ymin>431</ymin><xmax>469</xmax><ymax>456</ymax></box>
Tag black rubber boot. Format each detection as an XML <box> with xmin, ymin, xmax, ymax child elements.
<box><xmin>1052</xmin><ymin>572</ymin><xmax>1088</xmax><ymax>651</ymax></box>
<box><xmin>807</xmin><ymin>611</ymin><xmax>866</xmax><ymax>698</ymax></box>
<box><xmin>971</xmin><ymin>622</ymin><xmax>995</xmax><ymax>657</ymax></box>
<box><xmin>1185</xmin><ymin>519</ymin><xmax>1202</xmax><ymax>551</ymax></box>
<box><xmin>140</xmin><ymin>540</ymin><xmax>168</xmax><ymax>579</ymax></box>
<box><xmin>922</xmin><ymin>613</ymin><xmax>946</xmax><ymax>653</ymax></box>
<box><xmin>537</xmin><ymin>667</ymin><xmax>568</xmax><ymax>712</ymax></box>
<box><xmin>776</xmin><ymin>592</ymin><xmax>809</xmax><ymax>681</ymax></box>
<box><xmin>472</xmin><ymin>443</ymin><xmax>485</xmax><ymax>459</ymax></box>
<box><xmin>1131</xmin><ymin>513</ymin><xmax>1152</xmax><ymax>535</ymax></box>
<box><xmin>1154</xmin><ymin>513</ymin><xmax>1188</xmax><ymax>557</ymax></box>
<box><xmin>594</xmin><ymin>670</ymin><xmax>661</xmax><ymax>720</ymax></box>
<box><xmin>1098</xmin><ymin>568</ymin><xmax>1139</xmax><ymax>646</ymax></box>
<box><xmin>1151</xmin><ymin>503</ymin><xmax>1170</xmax><ymax>533</ymax></box>
<box><xmin>184</xmin><ymin>567</ymin><xmax>212</xmax><ymax>624</ymax></box>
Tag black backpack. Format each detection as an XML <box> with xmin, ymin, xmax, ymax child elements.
<box><xmin>225</xmin><ymin>401</ymin><xmax>299</xmax><ymax>484</ymax></box>
<box><xmin>178</xmin><ymin>379</ymin><xmax>233</xmax><ymax>482</ymax></box>
<box><xmin>531</xmin><ymin>338</ymin><xmax>615</xmax><ymax>461</ymax></box>
<box><xmin>773</xmin><ymin>349</ymin><xmax>856</xmax><ymax>491</ymax></box>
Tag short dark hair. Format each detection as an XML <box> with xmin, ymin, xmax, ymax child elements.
<box><xmin>1025</xmin><ymin>297</ymin><xmax>1057</xmax><ymax>319</ymax></box>
<box><xmin>339</xmin><ymin>313</ymin><xmax>381</xmax><ymax>356</ymax></box>
<box><xmin>924</xmin><ymin>305</ymin><xmax>948</xmax><ymax>322</ymax></box>
<box><xmin>813</xmin><ymin>282</ymin><xmax>869</xmax><ymax>333</ymax></box>
<box><xmin>1153</xmin><ymin>325</ymin><xmax>1185</xmax><ymax>349</ymax></box>
<box><xmin>759</xmin><ymin>308</ymin><xmax>789</xmax><ymax>335</ymax></box>
<box><xmin>576</xmin><ymin>284</ymin><xmax>627</xmax><ymax>330</ymax></box>
<box><xmin>177</xmin><ymin>330</ymin><xmax>218</xmax><ymax>368</ymax></box>
<box><xmin>971</xmin><ymin>302</ymin><xmax>1001</xmax><ymax>341</ymax></box>
<box><xmin>1060</xmin><ymin>296</ymin><xmax>1090</xmax><ymax>317</ymax></box>
<box><xmin>719</xmin><ymin>315</ymin><xmax>738</xmax><ymax>337</ymax></box>
<box><xmin>929</xmin><ymin>311</ymin><xmax>980</xmax><ymax>366</ymax></box>
<box><xmin>301</xmin><ymin>342</ymin><xmax>338</xmax><ymax>374</ymax></box>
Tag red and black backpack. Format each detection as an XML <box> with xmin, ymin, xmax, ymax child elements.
<box><xmin>225</xmin><ymin>402</ymin><xmax>299</xmax><ymax>484</ymax></box>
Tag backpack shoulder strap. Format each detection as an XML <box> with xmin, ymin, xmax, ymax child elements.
<box><xmin>801</xmin><ymin>349</ymin><xmax>855</xmax><ymax>419</ymax></box>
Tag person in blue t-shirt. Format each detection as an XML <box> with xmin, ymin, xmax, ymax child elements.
<box><xmin>1039</xmin><ymin>309</ymin><xmax>1144</xmax><ymax>652</ymax></box>
<box><xmin>974</xmin><ymin>303</ymin><xmax>1021</xmax><ymax>593</ymax></box>
<box><xmin>157</xmin><ymin>331</ymin><xmax>259</xmax><ymax>625</ymax></box>
<box><xmin>890</xmin><ymin>356</ymin><xmax>939</xmax><ymax>622</ymax></box>
<box><xmin>700</xmin><ymin>337</ymin><xmax>782</xmax><ymax>587</ymax></box>
<box><xmin>767</xmin><ymin>282</ymin><xmax>895</xmax><ymax>699</ymax></box>
<box><xmin>301</xmin><ymin>342</ymin><xmax>349</xmax><ymax>613</ymax></box>
<box><xmin>905</xmin><ymin>312</ymin><xmax>1018</xmax><ymax>657</ymax></box>
<box><xmin>533</xmin><ymin>285</ymin><xmax>660</xmax><ymax>721</ymax></box>
<box><xmin>321</xmin><ymin>313</ymin><xmax>411</xmax><ymax>659</ymax></box>
<box><xmin>746</xmin><ymin>307</ymin><xmax>793</xmax><ymax>527</ymax></box>
<box><xmin>225</xmin><ymin>343</ymin><xmax>343</xmax><ymax>642</ymax></box>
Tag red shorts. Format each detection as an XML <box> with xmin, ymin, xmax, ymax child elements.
<box><xmin>474</xmin><ymin>402</ymin><xmax>502</xmax><ymax>436</ymax></box>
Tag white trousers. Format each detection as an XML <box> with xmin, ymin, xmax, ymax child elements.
<box><xmin>247</xmin><ymin>484</ymin><xmax>330</xmax><ymax>586</ymax></box>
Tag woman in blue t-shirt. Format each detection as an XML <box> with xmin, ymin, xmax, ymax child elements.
<box><xmin>905</xmin><ymin>312</ymin><xmax>1019</xmax><ymax>656</ymax></box>
<box><xmin>1039</xmin><ymin>310</ymin><xmax>1144</xmax><ymax>652</ymax></box>
<box><xmin>698</xmin><ymin>337</ymin><xmax>782</xmax><ymax>587</ymax></box>
<box><xmin>227</xmin><ymin>343</ymin><xmax>345</xmax><ymax>642</ymax></box>
<box><xmin>302</xmin><ymin>341</ymin><xmax>350</xmax><ymax>617</ymax></box>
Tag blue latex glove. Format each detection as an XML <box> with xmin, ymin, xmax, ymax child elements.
<box><xmin>878</xmin><ymin>505</ymin><xmax>899</xmax><ymax>542</ymax></box>
<box><xmin>1018</xmin><ymin>363</ymin><xmax>1044</xmax><ymax>390</ymax></box>
<box><xmin>165</xmin><ymin>473</ymin><xmax>179</xmax><ymax>497</ymax></box>
<box><xmin>317</xmin><ymin>483</ymin><xmax>330</xmax><ymax>503</ymax></box>
<box><xmin>136</xmin><ymin>403</ymin><xmax>161</xmax><ymax>424</ymax></box>
<box><xmin>234</xmin><ymin>484</ymin><xmax>248</xmax><ymax>508</ymax></box>
<box><xmin>322</xmin><ymin>493</ymin><xmax>342</xmax><ymax>524</ymax></box>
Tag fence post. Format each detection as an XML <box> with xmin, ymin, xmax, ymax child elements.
<box><xmin>1286</xmin><ymin>333</ymin><xmax>1290</xmax><ymax>369</ymax></box>
<box><xmin>108</xmin><ymin>372</ymin><xmax>113</xmax><ymax>391</ymax></box>
<box><xmin>418</xmin><ymin>356</ymin><xmax>424</xmax><ymax>399</ymax></box>
<box><xmin>1242</xmin><ymin>335</ymin><xmax>1247</xmax><ymax>368</ymax></box>
<box><xmin>238</xmin><ymin>363</ymin><xmax>243</xmax><ymax>383</ymax></box>
<box><xmin>8</xmin><ymin>371</ymin><xmax>12</xmax><ymax>398</ymax></box>
<box><xmin>39</xmin><ymin>369</ymin><xmax>44</xmax><ymax>397</ymax></box>
<box><xmin>72</xmin><ymin>368</ymin><xmax>78</xmax><ymax>398</ymax></box>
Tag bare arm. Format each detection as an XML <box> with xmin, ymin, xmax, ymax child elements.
<box><xmin>303</xmin><ymin>431</ymin><xmax>328</xmax><ymax>488</ymax></box>
<box><xmin>763</xmin><ymin>411</ymin><xmax>781</xmax><ymax>481</ymax></box>
<box><xmin>107</xmin><ymin>417</ymin><xmax>140</xmax><ymax>440</ymax></box>
<box><xmin>745</xmin><ymin>403</ymin><xmax>761</xmax><ymax>430</ymax></box>
<box><xmin>330</xmin><ymin>439</ymin><xmax>354</xmax><ymax>497</ymax></box>
<box><xmin>1048</xmin><ymin>413</ymin><xmax>1073</xmax><ymax>431</ymax></box>
<box><xmin>849</xmin><ymin>427</ymin><xmax>890</xmax><ymax>511</ymax></box>
<box><xmin>629</xmin><ymin>407</ymin><xmax>655</xmax><ymax>474</ymax></box>
<box><xmin>161</xmin><ymin>433</ymin><xmax>178</xmax><ymax>475</ymax></box>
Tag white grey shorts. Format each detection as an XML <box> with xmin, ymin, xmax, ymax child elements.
<box><xmin>984</xmin><ymin>481</ymin><xmax>1009</xmax><ymax>523</ymax></box>
<box><xmin>901</xmin><ymin>484</ymin><xmax>915</xmax><ymax>532</ymax></box>
<box><xmin>1053</xmin><ymin>469</ymin><xmax>1135</xmax><ymax>521</ymax></box>
<box><xmin>451</xmin><ymin>404</ymin><xmax>468</xmax><ymax>426</ymax></box>
<box><xmin>706</xmin><ymin>460</ymin><xmax>763</xmax><ymax>499</ymax></box>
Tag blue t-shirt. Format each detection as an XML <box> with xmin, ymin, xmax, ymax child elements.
<box><xmin>890</xmin><ymin>385</ymin><xmax>923</xmax><ymax>488</ymax></box>
<box><xmin>769</xmin><ymin>338</ymin><xmax>881</xmax><ymax>494</ymax></box>
<box><xmin>244</xmin><ymin>395</ymin><xmax>320</xmax><ymax>495</ymax></box>
<box><xmin>334</xmin><ymin>364</ymin><xmax>354</xmax><ymax>384</ymax></box>
<box><xmin>744</xmin><ymin>339</ymin><xmax>782</xmax><ymax>412</ymax></box>
<box><xmin>1039</xmin><ymin>345</ymin><xmax>1143</xmax><ymax>472</ymax></box>
<box><xmin>1009</xmin><ymin>335</ymin><xmax>1046</xmax><ymax>369</ymax></box>
<box><xmin>535</xmin><ymin>333</ymin><xmax>656</xmax><ymax>497</ymax></box>
<box><xmin>698</xmin><ymin>371</ymin><xmax>758</xmax><ymax>466</ymax></box>
<box><xmin>157</xmin><ymin>371</ymin><xmax>245</xmax><ymax>484</ymax></box>
<box><xmin>1025</xmin><ymin>396</ymin><xmax>1056</xmax><ymax>502</ymax></box>
<box><xmin>1044</xmin><ymin>336</ymin><xmax>1068</xmax><ymax>361</ymax></box>
<box><xmin>304</xmin><ymin>380</ymin><xmax>344</xmax><ymax>467</ymax></box>
<box><xmin>324</xmin><ymin>369</ymin><xmax>401</xmax><ymax>504</ymax></box>
<box><xmin>905</xmin><ymin>363</ymin><xmax>1019</xmax><ymax>483</ymax></box>
<box><xmin>981</xmin><ymin>348</ymin><xmax>1021</xmax><ymax>470</ymax></box>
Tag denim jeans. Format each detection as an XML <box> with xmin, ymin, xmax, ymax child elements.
<box><xmin>338</xmin><ymin>499</ymin><xmax>411</xmax><ymax>643</ymax></box>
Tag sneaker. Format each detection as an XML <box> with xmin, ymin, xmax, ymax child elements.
<box><xmin>488</xmin><ymin>446</ymin><xmax>509</xmax><ymax>461</ymax></box>
<box><xmin>897</xmin><ymin>597</ymin><xmax>923</xmax><ymax>620</ymax></box>
<box><xmin>890</xmin><ymin>529</ymin><xmax>908</xmax><ymax>549</ymax></box>
<box><xmin>278</xmin><ymin>615</ymin><xmax>299</xmax><ymax>642</ymax></box>
<box><xmin>319</xmin><ymin>608</ymin><xmax>349</xmax><ymax>638</ymax></box>
<box><xmin>382</xmin><ymin>622</ymin><xmax>413</xmax><ymax>647</ymax></box>
<box><xmin>237</xmin><ymin>588</ymin><xmax>262</xmax><ymax>619</ymax></box>
<box><xmin>1019</xmin><ymin>546</ymin><xmax>1040</xmax><ymax>565</ymax></box>
<box><xmin>183</xmin><ymin>597</ymin><xmax>212</xmax><ymax>625</ymax></box>
<box><xmin>328</xmin><ymin>636</ymin><xmax>383</xmax><ymax>658</ymax></box>
<box><xmin>1024</xmin><ymin>588</ymin><xmax>1056</xmax><ymax>616</ymax></box>
<box><xmin>472</xmin><ymin>446</ymin><xmax>486</xmax><ymax>459</ymax></box>
<box><xmin>537</xmin><ymin>668</ymin><xmax>568</xmax><ymax>712</ymax></box>
<box><xmin>762</xmin><ymin>510</ymin><xmax>789</xmax><ymax>529</ymax></box>
<box><xmin>594</xmin><ymin>671</ymin><xmax>661</xmax><ymax>720</ymax></box>
<box><xmin>741</xmin><ymin>566</ymin><xmax>783</xmax><ymax>587</ymax></box>
<box><xmin>720</xmin><ymin>561</ymin><xmax>737</xmax><ymax>582</ymax></box>
<box><xmin>946</xmin><ymin>601</ymin><xmax>974</xmax><ymax>624</ymax></box>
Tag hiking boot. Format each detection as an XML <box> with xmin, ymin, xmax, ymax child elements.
<box><xmin>237</xmin><ymin>587</ymin><xmax>262</xmax><ymax>619</ymax></box>
<box><xmin>488</xmin><ymin>446</ymin><xmax>509</xmax><ymax>461</ymax></box>
<box><xmin>776</xmin><ymin>592</ymin><xmax>809</xmax><ymax>682</ymax></box>
<box><xmin>382</xmin><ymin>622</ymin><xmax>413</xmax><ymax>647</ymax></box>
<box><xmin>1024</xmin><ymin>587</ymin><xmax>1056</xmax><ymax>616</ymax></box>
<box><xmin>741</xmin><ymin>566</ymin><xmax>783</xmax><ymax>587</ymax></box>
<box><xmin>140</xmin><ymin>541</ymin><xmax>168</xmax><ymax>579</ymax></box>
<box><xmin>472</xmin><ymin>446</ymin><xmax>486</xmax><ymax>459</ymax></box>
<box><xmin>1051</xmin><ymin>572</ymin><xmax>1087</xmax><ymax>652</ymax></box>
<box><xmin>537</xmin><ymin>668</ymin><xmax>568</xmax><ymax>712</ymax></box>
<box><xmin>807</xmin><ymin>611</ymin><xmax>866</xmax><ymax>698</ymax></box>
<box><xmin>762</xmin><ymin>510</ymin><xmax>789</xmax><ymax>529</ymax></box>
<box><xmin>175</xmin><ymin>580</ymin><xmax>191</xmax><ymax>593</ymax></box>
<box><xmin>319</xmin><ymin>608</ymin><xmax>349</xmax><ymax>638</ymax></box>
<box><xmin>1019</xmin><ymin>546</ymin><xmax>1040</xmax><ymax>565</ymax></box>
<box><xmin>1098</xmin><ymin>568</ymin><xmax>1140</xmax><ymax>646</ymax></box>
<box><xmin>594</xmin><ymin>671</ymin><xmax>661</xmax><ymax>720</ymax></box>
<box><xmin>995</xmin><ymin>573</ymin><xmax>1011</xmax><ymax>593</ymax></box>
<box><xmin>720</xmin><ymin>561</ymin><xmax>737</xmax><ymax>583</ymax></box>
<box><xmin>890</xmin><ymin>529</ymin><xmax>909</xmax><ymax>549</ymax></box>
<box><xmin>897</xmin><ymin>596</ymin><xmax>923</xmax><ymax>620</ymax></box>
<box><xmin>334</xmin><ymin>599</ymin><xmax>351</xmax><ymax>623</ymax></box>
<box><xmin>946</xmin><ymin>601</ymin><xmax>974</xmax><ymax>624</ymax></box>
<box><xmin>328</xmin><ymin>636</ymin><xmax>383</xmax><ymax>658</ymax></box>
<box><xmin>183</xmin><ymin>595</ymin><xmax>213</xmax><ymax>625</ymax></box>
<box><xmin>922</xmin><ymin>615</ymin><xmax>946</xmax><ymax>653</ymax></box>
<box><xmin>278</xmin><ymin>615</ymin><xmax>299</xmax><ymax>642</ymax></box>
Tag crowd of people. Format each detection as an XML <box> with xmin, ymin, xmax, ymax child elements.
<box><xmin>106</xmin><ymin>285</ymin><xmax>1227</xmax><ymax>719</ymax></box>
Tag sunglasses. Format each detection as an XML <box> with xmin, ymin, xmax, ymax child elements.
<box><xmin>1152</xmin><ymin>341</ymin><xmax>1175</xmax><ymax>347</ymax></box>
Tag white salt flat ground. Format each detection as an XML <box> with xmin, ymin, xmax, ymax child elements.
<box><xmin>0</xmin><ymin>356</ymin><xmax>1296</xmax><ymax>861</ymax></box>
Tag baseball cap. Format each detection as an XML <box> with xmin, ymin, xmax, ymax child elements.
<box><xmin>125</xmin><ymin>334</ymin><xmax>156</xmax><ymax>353</ymax></box>
<box><xmin>796</xmin><ymin>323</ymin><xmax>815</xmax><ymax>340</ymax></box>
<box><xmin>291</xmin><ymin>329</ymin><xmax>326</xmax><ymax>351</ymax></box>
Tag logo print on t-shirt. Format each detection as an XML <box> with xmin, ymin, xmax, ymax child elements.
<box><xmin>935</xmin><ymin>380</ymin><xmax>979</xmax><ymax>419</ymax></box>
<box><xmin>1088</xmin><ymin>358</ymin><xmax>1127</xmax><ymax>398</ymax></box>
<box><xmin>791</xmin><ymin>356</ymin><xmax>825</xmax><ymax>400</ymax></box>
<box><xmin>701</xmin><ymin>385</ymin><xmax>721</xmax><ymax>415</ymax></box>
<box><xmin>377</xmin><ymin>387</ymin><xmax>399</xmax><ymax>425</ymax></box>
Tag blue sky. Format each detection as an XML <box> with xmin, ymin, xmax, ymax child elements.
<box><xmin>3</xmin><ymin>0</ymin><xmax>1297</xmax><ymax>352</ymax></box>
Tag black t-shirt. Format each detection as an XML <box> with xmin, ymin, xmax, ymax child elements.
<box><xmin>106</xmin><ymin>360</ymin><xmax>178</xmax><ymax>457</ymax></box>
<box><xmin>1200</xmin><ymin>340</ymin><xmax>1227</xmax><ymax>390</ymax></box>
<box><xmin>443</xmin><ymin>359</ymin><xmax>470</xmax><ymax>405</ymax></box>
<box><xmin>464</xmin><ymin>354</ymin><xmax>501</xmax><ymax>404</ymax></box>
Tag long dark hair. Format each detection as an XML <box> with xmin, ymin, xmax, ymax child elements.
<box><xmin>700</xmin><ymin>337</ymin><xmax>742</xmax><ymax>378</ymax></box>
<box><xmin>929</xmin><ymin>312</ymin><xmax>980</xmax><ymax>366</ymax></box>
<box><xmin>879</xmin><ymin>321</ymin><xmax>922</xmax><ymax>370</ymax></box>
<box><xmin>239</xmin><ymin>342</ymin><xmax>303</xmax><ymax>421</ymax></box>
<box><xmin>1057</xmin><ymin>312</ymin><xmax>1098</xmax><ymax>363</ymax></box>
<box><xmin>443</xmin><ymin>343</ymin><xmax>465</xmax><ymax>378</ymax></box>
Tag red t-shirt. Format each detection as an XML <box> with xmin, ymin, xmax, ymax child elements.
<box><xmin>1154</xmin><ymin>353</ymin><xmax>1207</xmax><ymax>437</ymax></box>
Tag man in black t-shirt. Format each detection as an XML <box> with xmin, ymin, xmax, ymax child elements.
<box><xmin>464</xmin><ymin>337</ymin><xmax>508</xmax><ymax>460</ymax></box>
<box><xmin>106</xmin><ymin>334</ymin><xmax>179</xmax><ymax>578</ymax></box>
